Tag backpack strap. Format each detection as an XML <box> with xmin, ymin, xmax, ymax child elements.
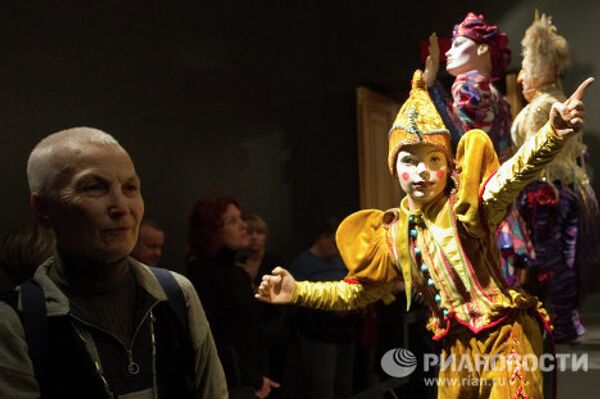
<box><xmin>6</xmin><ymin>269</ymin><xmax>189</xmax><ymax>398</ymax></box>
<box><xmin>149</xmin><ymin>267</ymin><xmax>189</xmax><ymax>332</ymax></box>
<box><xmin>19</xmin><ymin>280</ymin><xmax>49</xmax><ymax>395</ymax></box>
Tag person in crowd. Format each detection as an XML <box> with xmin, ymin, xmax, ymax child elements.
<box><xmin>284</xmin><ymin>217</ymin><xmax>359</xmax><ymax>399</ymax></box>
<box><xmin>0</xmin><ymin>127</ymin><xmax>227</xmax><ymax>398</ymax></box>
<box><xmin>256</xmin><ymin>71</ymin><xmax>592</xmax><ymax>399</ymax></box>
<box><xmin>243</xmin><ymin>214</ymin><xmax>288</xmax><ymax>399</ymax></box>
<box><xmin>186</xmin><ymin>197</ymin><xmax>279</xmax><ymax>399</ymax></box>
<box><xmin>0</xmin><ymin>221</ymin><xmax>55</xmax><ymax>291</ymax></box>
<box><xmin>242</xmin><ymin>215</ymin><xmax>284</xmax><ymax>288</ymax></box>
<box><xmin>130</xmin><ymin>218</ymin><xmax>166</xmax><ymax>267</ymax></box>
<box><xmin>512</xmin><ymin>12</ymin><xmax>598</xmax><ymax>343</ymax></box>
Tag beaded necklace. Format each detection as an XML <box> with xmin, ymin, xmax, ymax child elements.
<box><xmin>407</xmin><ymin>213</ymin><xmax>450</xmax><ymax>328</ymax></box>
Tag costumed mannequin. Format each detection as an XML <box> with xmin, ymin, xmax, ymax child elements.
<box><xmin>256</xmin><ymin>70</ymin><xmax>593</xmax><ymax>399</ymax></box>
<box><xmin>424</xmin><ymin>13</ymin><xmax>534</xmax><ymax>287</ymax></box>
<box><xmin>512</xmin><ymin>12</ymin><xmax>599</xmax><ymax>343</ymax></box>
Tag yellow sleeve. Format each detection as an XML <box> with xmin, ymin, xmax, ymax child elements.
<box><xmin>453</xmin><ymin>129</ymin><xmax>500</xmax><ymax>237</ymax></box>
<box><xmin>481</xmin><ymin>122</ymin><xmax>565</xmax><ymax>227</ymax></box>
<box><xmin>287</xmin><ymin>209</ymin><xmax>402</xmax><ymax>311</ymax></box>
<box><xmin>289</xmin><ymin>280</ymin><xmax>397</xmax><ymax>311</ymax></box>
<box><xmin>336</xmin><ymin>209</ymin><xmax>401</xmax><ymax>285</ymax></box>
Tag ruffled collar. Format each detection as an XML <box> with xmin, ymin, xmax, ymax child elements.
<box><xmin>399</xmin><ymin>192</ymin><xmax>449</xmax><ymax>222</ymax></box>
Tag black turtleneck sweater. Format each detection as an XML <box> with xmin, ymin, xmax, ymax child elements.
<box><xmin>49</xmin><ymin>252</ymin><xmax>138</xmax><ymax>346</ymax></box>
<box><xmin>187</xmin><ymin>248</ymin><xmax>263</xmax><ymax>389</ymax></box>
<box><xmin>49</xmin><ymin>251</ymin><xmax>157</xmax><ymax>395</ymax></box>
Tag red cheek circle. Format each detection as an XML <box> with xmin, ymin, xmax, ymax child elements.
<box><xmin>436</xmin><ymin>170</ymin><xmax>445</xmax><ymax>179</ymax></box>
<box><xmin>401</xmin><ymin>172</ymin><xmax>410</xmax><ymax>181</ymax></box>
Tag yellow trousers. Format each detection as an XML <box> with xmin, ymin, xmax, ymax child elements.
<box><xmin>437</xmin><ymin>311</ymin><xmax>544</xmax><ymax>399</ymax></box>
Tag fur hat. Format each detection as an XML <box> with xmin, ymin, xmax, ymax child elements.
<box><xmin>521</xmin><ymin>11</ymin><xmax>570</xmax><ymax>82</ymax></box>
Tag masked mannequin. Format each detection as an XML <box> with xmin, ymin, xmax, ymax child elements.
<box><xmin>424</xmin><ymin>13</ymin><xmax>512</xmax><ymax>161</ymax></box>
<box><xmin>512</xmin><ymin>13</ymin><xmax>599</xmax><ymax>343</ymax></box>
<box><xmin>424</xmin><ymin>13</ymin><xmax>533</xmax><ymax>287</ymax></box>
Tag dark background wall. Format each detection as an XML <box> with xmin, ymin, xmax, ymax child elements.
<box><xmin>0</xmin><ymin>0</ymin><xmax>598</xmax><ymax>273</ymax></box>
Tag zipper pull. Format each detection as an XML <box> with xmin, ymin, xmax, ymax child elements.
<box><xmin>127</xmin><ymin>350</ymin><xmax>140</xmax><ymax>375</ymax></box>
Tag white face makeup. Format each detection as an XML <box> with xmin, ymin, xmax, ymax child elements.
<box><xmin>396</xmin><ymin>145</ymin><xmax>449</xmax><ymax>210</ymax></box>
<box><xmin>445</xmin><ymin>35</ymin><xmax>479</xmax><ymax>76</ymax></box>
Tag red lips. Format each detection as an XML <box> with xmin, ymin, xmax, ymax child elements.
<box><xmin>413</xmin><ymin>181</ymin><xmax>433</xmax><ymax>189</ymax></box>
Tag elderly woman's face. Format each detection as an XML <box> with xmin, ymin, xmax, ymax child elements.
<box><xmin>220</xmin><ymin>204</ymin><xmax>249</xmax><ymax>251</ymax></box>
<box><xmin>45</xmin><ymin>144</ymin><xmax>144</xmax><ymax>263</ymax></box>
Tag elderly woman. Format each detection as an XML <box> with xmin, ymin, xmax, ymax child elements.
<box><xmin>186</xmin><ymin>198</ymin><xmax>280</xmax><ymax>399</ymax></box>
<box><xmin>0</xmin><ymin>127</ymin><xmax>226</xmax><ymax>398</ymax></box>
<box><xmin>257</xmin><ymin>72</ymin><xmax>592</xmax><ymax>399</ymax></box>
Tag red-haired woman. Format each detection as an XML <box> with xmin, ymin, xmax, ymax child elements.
<box><xmin>186</xmin><ymin>196</ymin><xmax>279</xmax><ymax>399</ymax></box>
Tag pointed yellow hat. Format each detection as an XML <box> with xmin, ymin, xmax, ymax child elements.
<box><xmin>388</xmin><ymin>70</ymin><xmax>452</xmax><ymax>175</ymax></box>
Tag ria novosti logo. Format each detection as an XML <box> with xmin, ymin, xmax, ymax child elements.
<box><xmin>380</xmin><ymin>348</ymin><xmax>418</xmax><ymax>377</ymax></box>
<box><xmin>381</xmin><ymin>347</ymin><xmax>589</xmax><ymax>377</ymax></box>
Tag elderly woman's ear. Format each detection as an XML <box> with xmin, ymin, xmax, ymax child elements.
<box><xmin>29</xmin><ymin>193</ymin><xmax>52</xmax><ymax>228</ymax></box>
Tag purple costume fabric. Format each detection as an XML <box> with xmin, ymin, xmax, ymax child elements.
<box><xmin>516</xmin><ymin>182</ymin><xmax>583</xmax><ymax>342</ymax></box>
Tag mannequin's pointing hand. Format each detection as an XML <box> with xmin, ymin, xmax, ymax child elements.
<box><xmin>551</xmin><ymin>77</ymin><xmax>594</xmax><ymax>136</ymax></box>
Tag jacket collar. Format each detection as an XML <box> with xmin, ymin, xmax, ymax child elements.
<box><xmin>399</xmin><ymin>192</ymin><xmax>448</xmax><ymax>222</ymax></box>
<box><xmin>30</xmin><ymin>255</ymin><xmax>169</xmax><ymax>317</ymax></box>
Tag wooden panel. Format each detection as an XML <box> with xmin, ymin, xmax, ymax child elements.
<box><xmin>356</xmin><ymin>87</ymin><xmax>403</xmax><ymax>210</ymax></box>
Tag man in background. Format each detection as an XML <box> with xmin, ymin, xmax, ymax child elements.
<box><xmin>131</xmin><ymin>219</ymin><xmax>165</xmax><ymax>267</ymax></box>
<box><xmin>285</xmin><ymin>217</ymin><xmax>359</xmax><ymax>399</ymax></box>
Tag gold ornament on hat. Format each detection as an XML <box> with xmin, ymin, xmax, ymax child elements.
<box><xmin>388</xmin><ymin>70</ymin><xmax>452</xmax><ymax>175</ymax></box>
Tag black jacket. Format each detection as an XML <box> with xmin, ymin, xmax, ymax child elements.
<box><xmin>187</xmin><ymin>248</ymin><xmax>263</xmax><ymax>390</ymax></box>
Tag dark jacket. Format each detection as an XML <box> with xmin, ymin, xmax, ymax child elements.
<box><xmin>187</xmin><ymin>248</ymin><xmax>264</xmax><ymax>390</ymax></box>
<box><xmin>0</xmin><ymin>256</ymin><xmax>228</xmax><ymax>398</ymax></box>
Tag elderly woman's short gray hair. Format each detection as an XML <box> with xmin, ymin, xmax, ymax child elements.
<box><xmin>26</xmin><ymin>127</ymin><xmax>121</xmax><ymax>196</ymax></box>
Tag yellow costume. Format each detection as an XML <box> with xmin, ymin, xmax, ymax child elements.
<box><xmin>290</xmin><ymin>71</ymin><xmax>562</xmax><ymax>398</ymax></box>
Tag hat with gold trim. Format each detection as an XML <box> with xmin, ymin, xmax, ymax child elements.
<box><xmin>388</xmin><ymin>70</ymin><xmax>452</xmax><ymax>175</ymax></box>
